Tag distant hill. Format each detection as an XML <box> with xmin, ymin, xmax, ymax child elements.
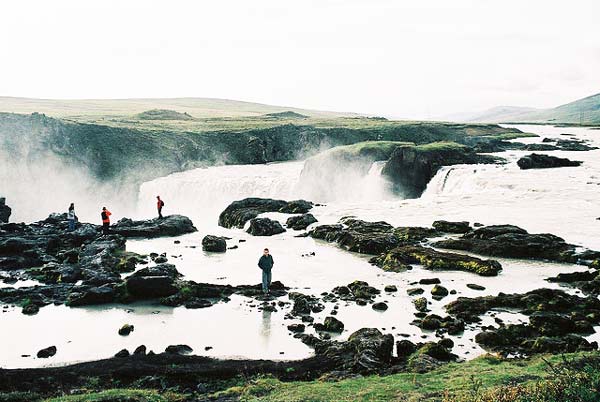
<box><xmin>263</xmin><ymin>111</ymin><xmax>308</xmax><ymax>119</ymax></box>
<box><xmin>455</xmin><ymin>92</ymin><xmax>600</xmax><ymax>125</ymax></box>
<box><xmin>136</xmin><ymin>109</ymin><xmax>194</xmax><ymax>120</ymax></box>
<box><xmin>0</xmin><ymin>96</ymin><xmax>357</xmax><ymax>119</ymax></box>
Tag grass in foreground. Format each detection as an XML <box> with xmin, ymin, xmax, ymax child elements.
<box><xmin>3</xmin><ymin>353</ymin><xmax>597</xmax><ymax>401</ymax></box>
<box><xmin>213</xmin><ymin>352</ymin><xmax>600</xmax><ymax>401</ymax></box>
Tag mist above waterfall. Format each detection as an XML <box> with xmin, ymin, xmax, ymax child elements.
<box><xmin>136</xmin><ymin>157</ymin><xmax>396</xmax><ymax>227</ymax></box>
<box><xmin>0</xmin><ymin>148</ymin><xmax>138</xmax><ymax>223</ymax></box>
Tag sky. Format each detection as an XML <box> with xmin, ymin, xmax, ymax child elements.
<box><xmin>0</xmin><ymin>0</ymin><xmax>599</xmax><ymax>119</ymax></box>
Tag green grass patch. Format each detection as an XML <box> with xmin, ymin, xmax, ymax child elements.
<box><xmin>214</xmin><ymin>352</ymin><xmax>599</xmax><ymax>402</ymax></box>
<box><xmin>43</xmin><ymin>389</ymin><xmax>187</xmax><ymax>402</ymax></box>
<box><xmin>414</xmin><ymin>141</ymin><xmax>467</xmax><ymax>152</ymax></box>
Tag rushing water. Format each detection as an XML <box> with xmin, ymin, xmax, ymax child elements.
<box><xmin>2</xmin><ymin>124</ymin><xmax>600</xmax><ymax>368</ymax></box>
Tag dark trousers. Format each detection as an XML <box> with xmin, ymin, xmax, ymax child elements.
<box><xmin>158</xmin><ymin>207</ymin><xmax>163</xmax><ymax>219</ymax></box>
<box><xmin>102</xmin><ymin>222</ymin><xmax>110</xmax><ymax>235</ymax></box>
<box><xmin>262</xmin><ymin>269</ymin><xmax>272</xmax><ymax>293</ymax></box>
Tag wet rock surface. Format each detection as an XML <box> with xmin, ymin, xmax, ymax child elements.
<box><xmin>517</xmin><ymin>153</ymin><xmax>582</xmax><ymax>170</ymax></box>
<box><xmin>434</xmin><ymin>224</ymin><xmax>593</xmax><ymax>262</ymax></box>
<box><xmin>201</xmin><ymin>235</ymin><xmax>227</xmax><ymax>252</ymax></box>
<box><xmin>371</xmin><ymin>245</ymin><xmax>502</xmax><ymax>276</ymax></box>
<box><xmin>246</xmin><ymin>217</ymin><xmax>286</xmax><ymax>236</ymax></box>
<box><xmin>310</xmin><ymin>217</ymin><xmax>438</xmax><ymax>256</ymax></box>
<box><xmin>286</xmin><ymin>213</ymin><xmax>318</xmax><ymax>230</ymax></box>
<box><xmin>110</xmin><ymin>215</ymin><xmax>197</xmax><ymax>238</ymax></box>
<box><xmin>446</xmin><ymin>288</ymin><xmax>600</xmax><ymax>355</ymax></box>
<box><xmin>218</xmin><ymin>198</ymin><xmax>313</xmax><ymax>229</ymax></box>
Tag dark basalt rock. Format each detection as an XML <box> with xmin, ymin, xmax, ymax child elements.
<box><xmin>445</xmin><ymin>288</ymin><xmax>600</xmax><ymax>324</ymax></box>
<box><xmin>432</xmin><ymin>220</ymin><xmax>471</xmax><ymax>234</ymax></box>
<box><xmin>517</xmin><ymin>153</ymin><xmax>582</xmax><ymax>170</ymax></box>
<box><xmin>466</xmin><ymin>283</ymin><xmax>486</xmax><ymax>291</ymax></box>
<box><xmin>314</xmin><ymin>316</ymin><xmax>345</xmax><ymax>333</ymax></box>
<box><xmin>246</xmin><ymin>218</ymin><xmax>286</xmax><ymax>236</ymax></box>
<box><xmin>524</xmin><ymin>143</ymin><xmax>560</xmax><ymax>151</ymax></box>
<box><xmin>165</xmin><ymin>344</ymin><xmax>193</xmax><ymax>355</ymax></box>
<box><xmin>310</xmin><ymin>218</ymin><xmax>439</xmax><ymax>256</ymax></box>
<box><xmin>287</xmin><ymin>323</ymin><xmax>306</xmax><ymax>333</ymax></box>
<box><xmin>382</xmin><ymin>143</ymin><xmax>502</xmax><ymax>198</ymax></box>
<box><xmin>111</xmin><ymin>215</ymin><xmax>197</xmax><ymax>238</ymax></box>
<box><xmin>555</xmin><ymin>139</ymin><xmax>598</xmax><ymax>151</ymax></box>
<box><xmin>202</xmin><ymin>235</ymin><xmax>227</xmax><ymax>252</ymax></box>
<box><xmin>218</xmin><ymin>198</ymin><xmax>313</xmax><ymax>229</ymax></box>
<box><xmin>372</xmin><ymin>302</ymin><xmax>388</xmax><ymax>311</ymax></box>
<box><xmin>309</xmin><ymin>328</ymin><xmax>394</xmax><ymax>374</ymax></box>
<box><xmin>434</xmin><ymin>224</ymin><xmax>582</xmax><ymax>262</ymax></box>
<box><xmin>37</xmin><ymin>346</ymin><xmax>57</xmax><ymax>358</ymax></box>
<box><xmin>290</xmin><ymin>292</ymin><xmax>324</xmax><ymax>316</ymax></box>
<box><xmin>371</xmin><ymin>245</ymin><xmax>502</xmax><ymax>276</ymax></box>
<box><xmin>118</xmin><ymin>324</ymin><xmax>134</xmax><ymax>336</ymax></box>
<box><xmin>133</xmin><ymin>345</ymin><xmax>147</xmax><ymax>355</ymax></box>
<box><xmin>0</xmin><ymin>197</ymin><xmax>11</xmax><ymax>223</ymax></box>
<box><xmin>114</xmin><ymin>349</ymin><xmax>130</xmax><ymax>358</ymax></box>
<box><xmin>431</xmin><ymin>285</ymin><xmax>449</xmax><ymax>298</ymax></box>
<box><xmin>286</xmin><ymin>214</ymin><xmax>318</xmax><ymax>230</ymax></box>
<box><xmin>125</xmin><ymin>265</ymin><xmax>180</xmax><ymax>299</ymax></box>
<box><xmin>67</xmin><ymin>284</ymin><xmax>117</xmax><ymax>307</ymax></box>
<box><xmin>413</xmin><ymin>297</ymin><xmax>428</xmax><ymax>312</ymax></box>
<box><xmin>475</xmin><ymin>324</ymin><xmax>597</xmax><ymax>356</ymax></box>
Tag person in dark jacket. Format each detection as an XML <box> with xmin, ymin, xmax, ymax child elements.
<box><xmin>258</xmin><ymin>248</ymin><xmax>274</xmax><ymax>294</ymax></box>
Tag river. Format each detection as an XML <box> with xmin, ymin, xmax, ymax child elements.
<box><xmin>2</xmin><ymin>124</ymin><xmax>599</xmax><ymax>368</ymax></box>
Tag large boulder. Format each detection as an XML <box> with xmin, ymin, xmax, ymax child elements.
<box><xmin>67</xmin><ymin>284</ymin><xmax>116</xmax><ymax>306</ymax></box>
<box><xmin>218</xmin><ymin>198</ymin><xmax>313</xmax><ymax>229</ymax></box>
<box><xmin>246</xmin><ymin>218</ymin><xmax>286</xmax><ymax>236</ymax></box>
<box><xmin>0</xmin><ymin>197</ymin><xmax>11</xmax><ymax>223</ymax></box>
<box><xmin>110</xmin><ymin>215</ymin><xmax>197</xmax><ymax>238</ymax></box>
<box><xmin>517</xmin><ymin>153</ymin><xmax>582</xmax><ymax>170</ymax></box>
<box><xmin>286</xmin><ymin>214</ymin><xmax>318</xmax><ymax>230</ymax></box>
<box><xmin>371</xmin><ymin>245</ymin><xmax>502</xmax><ymax>276</ymax></box>
<box><xmin>125</xmin><ymin>264</ymin><xmax>180</xmax><ymax>299</ymax></box>
<box><xmin>202</xmin><ymin>235</ymin><xmax>227</xmax><ymax>252</ymax></box>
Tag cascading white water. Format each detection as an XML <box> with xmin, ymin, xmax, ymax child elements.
<box><xmin>137</xmin><ymin>159</ymin><xmax>396</xmax><ymax>225</ymax></box>
<box><xmin>136</xmin><ymin>162</ymin><xmax>304</xmax><ymax>225</ymax></box>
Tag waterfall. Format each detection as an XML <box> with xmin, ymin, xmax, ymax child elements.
<box><xmin>136</xmin><ymin>162</ymin><xmax>304</xmax><ymax>224</ymax></box>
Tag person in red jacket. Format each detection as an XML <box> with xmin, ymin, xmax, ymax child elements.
<box><xmin>101</xmin><ymin>207</ymin><xmax>112</xmax><ymax>235</ymax></box>
<box><xmin>156</xmin><ymin>196</ymin><xmax>164</xmax><ymax>219</ymax></box>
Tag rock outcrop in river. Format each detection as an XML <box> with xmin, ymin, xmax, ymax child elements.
<box><xmin>218</xmin><ymin>197</ymin><xmax>313</xmax><ymax>228</ymax></box>
<box><xmin>446</xmin><ymin>288</ymin><xmax>600</xmax><ymax>355</ymax></box>
<box><xmin>516</xmin><ymin>153</ymin><xmax>582</xmax><ymax>170</ymax></box>
<box><xmin>381</xmin><ymin>142</ymin><xmax>503</xmax><ymax>198</ymax></box>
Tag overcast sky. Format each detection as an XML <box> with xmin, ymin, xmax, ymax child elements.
<box><xmin>1</xmin><ymin>0</ymin><xmax>599</xmax><ymax>119</ymax></box>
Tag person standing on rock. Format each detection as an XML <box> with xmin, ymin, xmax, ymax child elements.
<box><xmin>67</xmin><ymin>203</ymin><xmax>77</xmax><ymax>231</ymax></box>
<box><xmin>101</xmin><ymin>207</ymin><xmax>112</xmax><ymax>235</ymax></box>
<box><xmin>157</xmin><ymin>196</ymin><xmax>164</xmax><ymax>219</ymax></box>
<box><xmin>258</xmin><ymin>248</ymin><xmax>274</xmax><ymax>294</ymax></box>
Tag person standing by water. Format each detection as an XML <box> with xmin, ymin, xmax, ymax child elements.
<box><xmin>258</xmin><ymin>248</ymin><xmax>274</xmax><ymax>294</ymax></box>
<box><xmin>67</xmin><ymin>203</ymin><xmax>77</xmax><ymax>231</ymax></box>
<box><xmin>156</xmin><ymin>195</ymin><xmax>164</xmax><ymax>219</ymax></box>
<box><xmin>101</xmin><ymin>207</ymin><xmax>112</xmax><ymax>235</ymax></box>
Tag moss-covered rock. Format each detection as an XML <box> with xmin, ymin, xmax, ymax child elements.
<box><xmin>371</xmin><ymin>245</ymin><xmax>502</xmax><ymax>276</ymax></box>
